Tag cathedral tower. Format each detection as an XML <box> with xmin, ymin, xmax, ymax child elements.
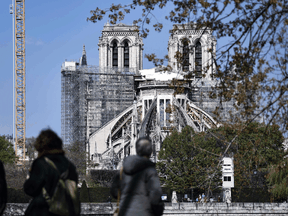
<box><xmin>168</xmin><ymin>23</ymin><xmax>216</xmax><ymax>78</ymax></box>
<box><xmin>98</xmin><ymin>22</ymin><xmax>143</xmax><ymax>71</ymax></box>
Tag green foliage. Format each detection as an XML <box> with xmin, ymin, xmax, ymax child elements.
<box><xmin>0</xmin><ymin>136</ymin><xmax>16</xmax><ymax>164</ymax></box>
<box><xmin>212</xmin><ymin>122</ymin><xmax>285</xmax><ymax>189</ymax></box>
<box><xmin>5</xmin><ymin>163</ymin><xmax>27</xmax><ymax>189</ymax></box>
<box><xmin>80</xmin><ymin>180</ymin><xmax>90</xmax><ymax>203</ymax></box>
<box><xmin>79</xmin><ymin>181</ymin><xmax>117</xmax><ymax>203</ymax></box>
<box><xmin>90</xmin><ymin>170</ymin><xmax>118</xmax><ymax>188</ymax></box>
<box><xmin>157</xmin><ymin>126</ymin><xmax>223</xmax><ymax>193</ymax></box>
<box><xmin>1</xmin><ymin>135</ymin><xmax>30</xmax><ymax>189</ymax></box>
<box><xmin>158</xmin><ymin>122</ymin><xmax>284</xmax><ymax>196</ymax></box>
<box><xmin>231</xmin><ymin>188</ymin><xmax>271</xmax><ymax>202</ymax></box>
<box><xmin>267</xmin><ymin>157</ymin><xmax>288</xmax><ymax>200</ymax></box>
<box><xmin>65</xmin><ymin>141</ymin><xmax>87</xmax><ymax>178</ymax></box>
<box><xmin>6</xmin><ymin>187</ymin><xmax>117</xmax><ymax>203</ymax></box>
<box><xmin>87</xmin><ymin>187</ymin><xmax>117</xmax><ymax>203</ymax></box>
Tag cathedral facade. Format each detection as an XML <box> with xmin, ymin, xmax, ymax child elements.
<box><xmin>84</xmin><ymin>23</ymin><xmax>235</xmax><ymax>170</ymax></box>
<box><xmin>61</xmin><ymin>22</ymin><xmax>236</xmax><ymax>170</ymax></box>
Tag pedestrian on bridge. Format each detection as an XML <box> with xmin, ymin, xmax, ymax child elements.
<box><xmin>111</xmin><ymin>137</ymin><xmax>164</xmax><ymax>216</ymax></box>
<box><xmin>23</xmin><ymin>129</ymin><xmax>79</xmax><ymax>216</ymax></box>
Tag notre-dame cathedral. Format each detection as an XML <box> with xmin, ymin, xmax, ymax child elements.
<box><xmin>61</xmin><ymin>22</ymin><xmax>235</xmax><ymax>170</ymax></box>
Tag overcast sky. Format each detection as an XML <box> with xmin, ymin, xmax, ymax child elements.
<box><xmin>0</xmin><ymin>0</ymin><xmax>178</xmax><ymax>139</ymax></box>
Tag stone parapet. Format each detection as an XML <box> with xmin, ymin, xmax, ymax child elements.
<box><xmin>4</xmin><ymin>202</ymin><xmax>288</xmax><ymax>215</ymax></box>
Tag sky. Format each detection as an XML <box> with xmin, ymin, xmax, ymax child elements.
<box><xmin>0</xmin><ymin>0</ymin><xmax>176</xmax><ymax>139</ymax></box>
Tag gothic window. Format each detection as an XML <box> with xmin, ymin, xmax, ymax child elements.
<box><xmin>182</xmin><ymin>38</ymin><xmax>190</xmax><ymax>72</ymax></box>
<box><xmin>166</xmin><ymin>99</ymin><xmax>171</xmax><ymax>127</ymax></box>
<box><xmin>160</xmin><ymin>99</ymin><xmax>165</xmax><ymax>127</ymax></box>
<box><xmin>112</xmin><ymin>41</ymin><xmax>118</xmax><ymax>67</ymax></box>
<box><xmin>195</xmin><ymin>41</ymin><xmax>202</xmax><ymax>77</ymax></box>
<box><xmin>124</xmin><ymin>41</ymin><xmax>129</xmax><ymax>67</ymax></box>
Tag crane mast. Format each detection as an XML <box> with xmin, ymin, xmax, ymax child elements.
<box><xmin>14</xmin><ymin>0</ymin><xmax>26</xmax><ymax>162</ymax></box>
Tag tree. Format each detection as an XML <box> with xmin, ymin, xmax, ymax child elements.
<box><xmin>87</xmin><ymin>0</ymin><xmax>288</xmax><ymax>135</ymax></box>
<box><xmin>0</xmin><ymin>136</ymin><xmax>36</xmax><ymax>189</ymax></box>
<box><xmin>4</xmin><ymin>163</ymin><xmax>27</xmax><ymax>189</ymax></box>
<box><xmin>0</xmin><ymin>135</ymin><xmax>16</xmax><ymax>164</ymax></box>
<box><xmin>90</xmin><ymin>170</ymin><xmax>118</xmax><ymax>187</ymax></box>
<box><xmin>211</xmin><ymin>122</ymin><xmax>285</xmax><ymax>189</ymax></box>
<box><xmin>157</xmin><ymin>126</ymin><xmax>223</xmax><ymax>194</ymax></box>
<box><xmin>157</xmin><ymin>122</ymin><xmax>284</xmax><ymax>195</ymax></box>
<box><xmin>267</xmin><ymin>156</ymin><xmax>288</xmax><ymax>201</ymax></box>
<box><xmin>65</xmin><ymin>141</ymin><xmax>87</xmax><ymax>179</ymax></box>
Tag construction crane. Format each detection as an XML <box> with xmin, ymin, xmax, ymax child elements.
<box><xmin>11</xmin><ymin>0</ymin><xmax>26</xmax><ymax>162</ymax></box>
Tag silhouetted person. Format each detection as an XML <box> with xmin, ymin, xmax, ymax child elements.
<box><xmin>0</xmin><ymin>160</ymin><xmax>7</xmax><ymax>215</ymax></box>
<box><xmin>107</xmin><ymin>195</ymin><xmax>112</xmax><ymax>208</ymax></box>
<box><xmin>111</xmin><ymin>137</ymin><xmax>164</xmax><ymax>216</ymax></box>
<box><xmin>24</xmin><ymin>129</ymin><xmax>79</xmax><ymax>216</ymax></box>
<box><xmin>107</xmin><ymin>195</ymin><xmax>112</xmax><ymax>203</ymax></box>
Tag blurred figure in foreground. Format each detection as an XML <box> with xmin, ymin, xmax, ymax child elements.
<box><xmin>24</xmin><ymin>129</ymin><xmax>79</xmax><ymax>216</ymax></box>
<box><xmin>0</xmin><ymin>160</ymin><xmax>7</xmax><ymax>215</ymax></box>
<box><xmin>111</xmin><ymin>137</ymin><xmax>164</xmax><ymax>216</ymax></box>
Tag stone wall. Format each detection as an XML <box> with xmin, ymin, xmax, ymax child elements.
<box><xmin>4</xmin><ymin>202</ymin><xmax>288</xmax><ymax>215</ymax></box>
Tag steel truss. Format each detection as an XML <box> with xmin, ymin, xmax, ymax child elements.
<box><xmin>14</xmin><ymin>0</ymin><xmax>26</xmax><ymax>161</ymax></box>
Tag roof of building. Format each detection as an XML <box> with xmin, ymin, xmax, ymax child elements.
<box><xmin>139</xmin><ymin>68</ymin><xmax>184</xmax><ymax>81</ymax></box>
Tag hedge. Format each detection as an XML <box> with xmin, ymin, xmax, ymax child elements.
<box><xmin>7</xmin><ymin>186</ymin><xmax>169</xmax><ymax>203</ymax></box>
<box><xmin>90</xmin><ymin>170</ymin><xmax>118</xmax><ymax>188</ymax></box>
<box><xmin>8</xmin><ymin>186</ymin><xmax>275</xmax><ymax>203</ymax></box>
<box><xmin>232</xmin><ymin>188</ymin><xmax>271</xmax><ymax>202</ymax></box>
<box><xmin>7</xmin><ymin>187</ymin><xmax>116</xmax><ymax>203</ymax></box>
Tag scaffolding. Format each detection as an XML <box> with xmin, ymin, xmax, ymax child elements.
<box><xmin>61</xmin><ymin>65</ymin><xmax>136</xmax><ymax>146</ymax></box>
<box><xmin>190</xmin><ymin>78</ymin><xmax>238</xmax><ymax>123</ymax></box>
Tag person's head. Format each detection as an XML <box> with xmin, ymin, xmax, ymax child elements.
<box><xmin>34</xmin><ymin>128</ymin><xmax>64</xmax><ymax>157</ymax></box>
<box><xmin>136</xmin><ymin>137</ymin><xmax>152</xmax><ymax>158</ymax></box>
